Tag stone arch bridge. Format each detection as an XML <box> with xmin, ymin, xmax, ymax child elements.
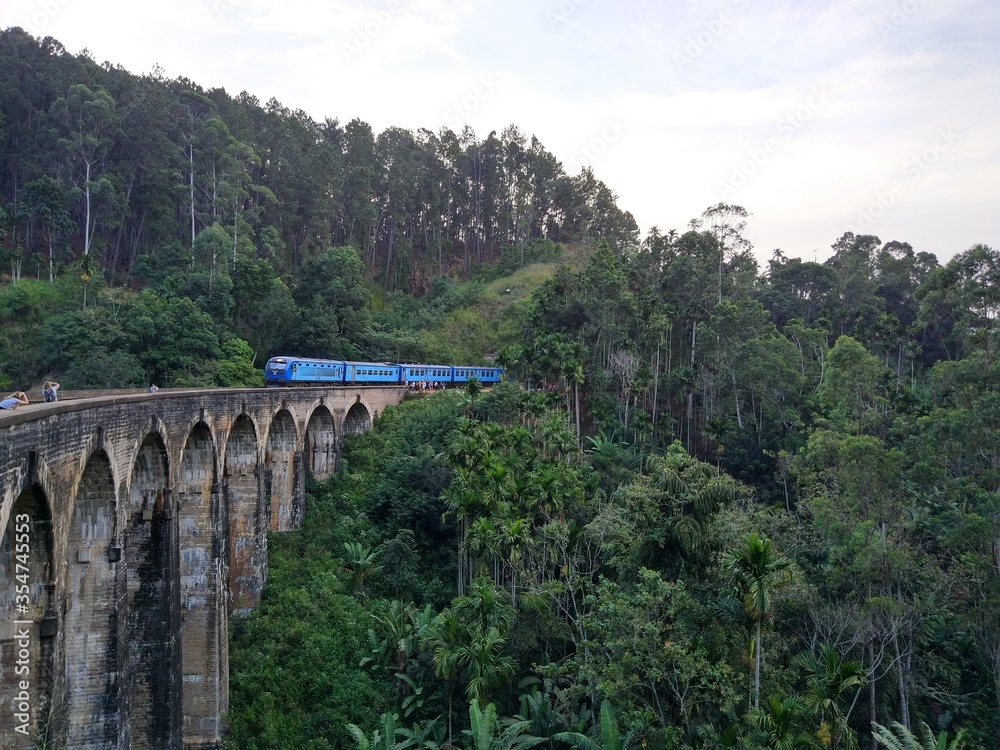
<box><xmin>0</xmin><ymin>385</ymin><xmax>406</xmax><ymax>749</ymax></box>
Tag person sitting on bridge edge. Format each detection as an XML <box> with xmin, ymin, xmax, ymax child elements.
<box><xmin>149</xmin><ymin>384</ymin><xmax>159</xmax><ymax>393</ymax></box>
<box><xmin>0</xmin><ymin>391</ymin><xmax>30</xmax><ymax>410</ymax></box>
<box><xmin>42</xmin><ymin>380</ymin><xmax>60</xmax><ymax>402</ymax></box>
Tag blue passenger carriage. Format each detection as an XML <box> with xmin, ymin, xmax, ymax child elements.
<box><xmin>265</xmin><ymin>356</ymin><xmax>502</xmax><ymax>388</ymax></box>
<box><xmin>264</xmin><ymin>356</ymin><xmax>346</xmax><ymax>386</ymax></box>
<box><xmin>344</xmin><ymin>362</ymin><xmax>403</xmax><ymax>384</ymax></box>
<box><xmin>452</xmin><ymin>366</ymin><xmax>503</xmax><ymax>385</ymax></box>
<box><xmin>401</xmin><ymin>364</ymin><xmax>454</xmax><ymax>386</ymax></box>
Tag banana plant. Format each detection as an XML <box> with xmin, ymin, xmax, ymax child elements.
<box><xmin>347</xmin><ymin>711</ymin><xmax>401</xmax><ymax>750</ymax></box>
<box><xmin>554</xmin><ymin>700</ymin><xmax>631</xmax><ymax>750</ymax></box>
<box><xmin>467</xmin><ymin>701</ymin><xmax>546</xmax><ymax>750</ymax></box>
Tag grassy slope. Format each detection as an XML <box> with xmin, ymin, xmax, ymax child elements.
<box><xmin>376</xmin><ymin>260</ymin><xmax>570</xmax><ymax>365</ymax></box>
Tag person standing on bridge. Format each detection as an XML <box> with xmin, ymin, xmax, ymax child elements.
<box><xmin>0</xmin><ymin>391</ymin><xmax>30</xmax><ymax>410</ymax></box>
<box><xmin>42</xmin><ymin>380</ymin><xmax>60</xmax><ymax>402</ymax></box>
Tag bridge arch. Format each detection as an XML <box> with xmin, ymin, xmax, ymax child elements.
<box><xmin>64</xmin><ymin>449</ymin><xmax>119</xmax><ymax>748</ymax></box>
<box><xmin>305</xmin><ymin>404</ymin><xmax>337</xmax><ymax>482</ymax></box>
<box><xmin>0</xmin><ymin>483</ymin><xmax>55</xmax><ymax>743</ymax></box>
<box><xmin>344</xmin><ymin>400</ymin><xmax>373</xmax><ymax>435</ymax></box>
<box><xmin>125</xmin><ymin>430</ymin><xmax>176</xmax><ymax>749</ymax></box>
<box><xmin>264</xmin><ymin>408</ymin><xmax>298</xmax><ymax>532</ymax></box>
<box><xmin>225</xmin><ymin>414</ymin><xmax>262</xmax><ymax>616</ymax></box>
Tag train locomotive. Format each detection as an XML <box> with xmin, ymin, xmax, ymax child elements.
<box><xmin>263</xmin><ymin>356</ymin><xmax>503</xmax><ymax>388</ymax></box>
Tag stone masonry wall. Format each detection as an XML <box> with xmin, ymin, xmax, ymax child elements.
<box><xmin>0</xmin><ymin>386</ymin><xmax>405</xmax><ymax>749</ymax></box>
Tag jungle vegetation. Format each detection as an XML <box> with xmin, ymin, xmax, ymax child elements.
<box><xmin>1</xmin><ymin>27</ymin><xmax>998</xmax><ymax>750</ymax></box>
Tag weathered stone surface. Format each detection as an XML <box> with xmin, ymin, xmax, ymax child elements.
<box><xmin>0</xmin><ymin>386</ymin><xmax>404</xmax><ymax>749</ymax></box>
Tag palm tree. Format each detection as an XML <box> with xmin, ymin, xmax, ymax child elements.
<box><xmin>871</xmin><ymin>721</ymin><xmax>967</xmax><ymax>750</ymax></box>
<box><xmin>795</xmin><ymin>644</ymin><xmax>866</xmax><ymax>749</ymax></box>
<box><xmin>457</xmin><ymin>625</ymin><xmax>517</xmax><ymax>707</ymax></box>
<box><xmin>703</xmin><ymin>416</ymin><xmax>734</xmax><ymax>471</ymax></box>
<box><xmin>467</xmin><ymin>516</ymin><xmax>502</xmax><ymax>580</ymax></box>
<box><xmin>420</xmin><ymin>611</ymin><xmax>465</xmax><ymax>743</ymax></box>
<box><xmin>747</xmin><ymin>695</ymin><xmax>812</xmax><ymax>750</ymax></box>
<box><xmin>722</xmin><ymin>533</ymin><xmax>794</xmax><ymax>709</ymax></box>
<box><xmin>442</xmin><ymin>483</ymin><xmax>480</xmax><ymax>595</ymax></box>
<box><xmin>462</xmin><ymin>376</ymin><xmax>484</xmax><ymax>416</ymax></box>
<box><xmin>567</xmin><ymin>360</ymin><xmax>585</xmax><ymax>444</ymax></box>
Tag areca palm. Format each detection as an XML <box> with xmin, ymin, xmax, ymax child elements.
<box><xmin>457</xmin><ymin>625</ymin><xmax>517</xmax><ymax>706</ymax></box>
<box><xmin>442</xmin><ymin>484</ymin><xmax>480</xmax><ymax>595</ymax></box>
<box><xmin>529</xmin><ymin>466</ymin><xmax>564</xmax><ymax>520</ymax></box>
<box><xmin>566</xmin><ymin>360</ymin><xmax>585</xmax><ymax>444</ymax></box>
<box><xmin>420</xmin><ymin>611</ymin><xmax>465</xmax><ymax>743</ymax></box>
<box><xmin>722</xmin><ymin>533</ymin><xmax>794</xmax><ymax>709</ymax></box>
<box><xmin>795</xmin><ymin>644</ymin><xmax>866</xmax><ymax>749</ymax></box>
<box><xmin>747</xmin><ymin>695</ymin><xmax>812</xmax><ymax>750</ymax></box>
<box><xmin>703</xmin><ymin>416</ymin><xmax>734</xmax><ymax>471</ymax></box>
<box><xmin>467</xmin><ymin>516</ymin><xmax>502</xmax><ymax>579</ymax></box>
<box><xmin>462</xmin><ymin>376</ymin><xmax>484</xmax><ymax>416</ymax></box>
<box><xmin>432</xmin><ymin>579</ymin><xmax>518</xmax><ymax>709</ymax></box>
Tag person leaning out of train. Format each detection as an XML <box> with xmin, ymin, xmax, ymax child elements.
<box><xmin>42</xmin><ymin>380</ymin><xmax>60</xmax><ymax>402</ymax></box>
<box><xmin>0</xmin><ymin>391</ymin><xmax>30</xmax><ymax>410</ymax></box>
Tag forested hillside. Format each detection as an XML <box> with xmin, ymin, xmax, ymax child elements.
<box><xmin>1</xmin><ymin>27</ymin><xmax>998</xmax><ymax>750</ymax></box>
<box><xmin>0</xmin><ymin>28</ymin><xmax>635</xmax><ymax>291</ymax></box>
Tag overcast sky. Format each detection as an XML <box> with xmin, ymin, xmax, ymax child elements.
<box><xmin>3</xmin><ymin>0</ymin><xmax>998</xmax><ymax>264</ymax></box>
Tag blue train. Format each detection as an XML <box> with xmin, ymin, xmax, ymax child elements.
<box><xmin>263</xmin><ymin>356</ymin><xmax>503</xmax><ymax>388</ymax></box>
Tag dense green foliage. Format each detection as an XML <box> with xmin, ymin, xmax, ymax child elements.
<box><xmin>0</xmin><ymin>28</ymin><xmax>635</xmax><ymax>294</ymax></box>
<box><xmin>1</xmin><ymin>26</ymin><xmax>997</xmax><ymax>750</ymax></box>
<box><xmin>224</xmin><ymin>225</ymin><xmax>999</xmax><ymax>750</ymax></box>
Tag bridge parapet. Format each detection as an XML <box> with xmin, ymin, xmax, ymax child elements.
<box><xmin>0</xmin><ymin>386</ymin><xmax>405</xmax><ymax>749</ymax></box>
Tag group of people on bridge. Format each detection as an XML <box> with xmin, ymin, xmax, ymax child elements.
<box><xmin>408</xmin><ymin>380</ymin><xmax>445</xmax><ymax>392</ymax></box>
<box><xmin>1</xmin><ymin>380</ymin><xmax>60</xmax><ymax>409</ymax></box>
<box><xmin>1</xmin><ymin>381</ymin><xmax>166</xmax><ymax>410</ymax></box>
